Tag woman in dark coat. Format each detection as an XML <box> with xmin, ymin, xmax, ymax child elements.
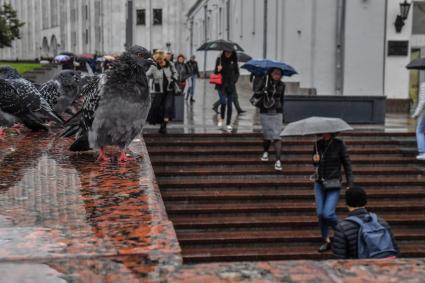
<box><xmin>214</xmin><ymin>51</ymin><xmax>239</xmax><ymax>133</ymax></box>
<box><xmin>312</xmin><ymin>133</ymin><xmax>354</xmax><ymax>252</ymax></box>
<box><xmin>174</xmin><ymin>54</ymin><xmax>192</xmax><ymax>97</ymax></box>
<box><xmin>146</xmin><ymin>50</ymin><xmax>179</xmax><ymax>134</ymax></box>
<box><xmin>254</xmin><ymin>68</ymin><xmax>285</xmax><ymax>171</ymax></box>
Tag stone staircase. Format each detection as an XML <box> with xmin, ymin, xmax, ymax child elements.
<box><xmin>145</xmin><ymin>132</ymin><xmax>425</xmax><ymax>263</ymax></box>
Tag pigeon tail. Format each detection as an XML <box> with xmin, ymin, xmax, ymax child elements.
<box><xmin>20</xmin><ymin>114</ymin><xmax>48</xmax><ymax>132</ymax></box>
<box><xmin>69</xmin><ymin>133</ymin><xmax>91</xmax><ymax>152</ymax></box>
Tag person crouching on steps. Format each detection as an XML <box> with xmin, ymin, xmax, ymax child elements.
<box><xmin>312</xmin><ymin>133</ymin><xmax>354</xmax><ymax>252</ymax></box>
<box><xmin>258</xmin><ymin>68</ymin><xmax>286</xmax><ymax>171</ymax></box>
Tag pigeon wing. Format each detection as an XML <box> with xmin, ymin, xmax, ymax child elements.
<box><xmin>39</xmin><ymin>80</ymin><xmax>61</xmax><ymax>107</ymax></box>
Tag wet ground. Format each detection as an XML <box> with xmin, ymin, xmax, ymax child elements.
<box><xmin>144</xmin><ymin>79</ymin><xmax>417</xmax><ymax>134</ymax></box>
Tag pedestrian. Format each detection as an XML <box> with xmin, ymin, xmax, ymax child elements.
<box><xmin>332</xmin><ymin>186</ymin><xmax>399</xmax><ymax>259</ymax></box>
<box><xmin>312</xmin><ymin>133</ymin><xmax>354</xmax><ymax>252</ymax></box>
<box><xmin>187</xmin><ymin>55</ymin><xmax>200</xmax><ymax>103</ymax></box>
<box><xmin>174</xmin><ymin>54</ymin><xmax>192</xmax><ymax>99</ymax></box>
<box><xmin>146</xmin><ymin>50</ymin><xmax>180</xmax><ymax>134</ymax></box>
<box><xmin>412</xmin><ymin>80</ymin><xmax>425</xmax><ymax>160</ymax></box>
<box><xmin>212</xmin><ymin>90</ymin><xmax>246</xmax><ymax>115</ymax></box>
<box><xmin>254</xmin><ymin>68</ymin><xmax>286</xmax><ymax>171</ymax></box>
<box><xmin>214</xmin><ymin>51</ymin><xmax>240</xmax><ymax>132</ymax></box>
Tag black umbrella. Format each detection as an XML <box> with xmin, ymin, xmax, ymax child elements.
<box><xmin>197</xmin><ymin>39</ymin><xmax>244</xmax><ymax>52</ymax></box>
<box><xmin>237</xmin><ymin>52</ymin><xmax>252</xmax><ymax>63</ymax></box>
<box><xmin>406</xmin><ymin>57</ymin><xmax>425</xmax><ymax>70</ymax></box>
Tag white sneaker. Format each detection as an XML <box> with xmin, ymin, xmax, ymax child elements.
<box><xmin>226</xmin><ymin>125</ymin><xmax>233</xmax><ymax>133</ymax></box>
<box><xmin>274</xmin><ymin>160</ymin><xmax>283</xmax><ymax>171</ymax></box>
<box><xmin>261</xmin><ymin>152</ymin><xmax>269</xmax><ymax>162</ymax></box>
<box><xmin>218</xmin><ymin>119</ymin><xmax>223</xmax><ymax>128</ymax></box>
<box><xmin>416</xmin><ymin>153</ymin><xmax>425</xmax><ymax>160</ymax></box>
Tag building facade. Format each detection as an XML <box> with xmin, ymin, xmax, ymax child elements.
<box><xmin>188</xmin><ymin>0</ymin><xmax>425</xmax><ymax>101</ymax></box>
<box><xmin>0</xmin><ymin>0</ymin><xmax>196</xmax><ymax>60</ymax></box>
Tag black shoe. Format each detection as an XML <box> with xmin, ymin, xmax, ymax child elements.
<box><xmin>158</xmin><ymin>124</ymin><xmax>167</xmax><ymax>134</ymax></box>
<box><xmin>212</xmin><ymin>107</ymin><xmax>219</xmax><ymax>114</ymax></box>
<box><xmin>190</xmin><ymin>98</ymin><xmax>196</xmax><ymax>103</ymax></box>
<box><xmin>318</xmin><ymin>241</ymin><xmax>331</xmax><ymax>253</ymax></box>
<box><xmin>185</xmin><ymin>95</ymin><xmax>189</xmax><ymax>101</ymax></box>
<box><xmin>237</xmin><ymin>110</ymin><xmax>246</xmax><ymax>115</ymax></box>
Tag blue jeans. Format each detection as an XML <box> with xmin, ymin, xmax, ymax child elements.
<box><xmin>314</xmin><ymin>182</ymin><xmax>340</xmax><ymax>240</ymax></box>
<box><xmin>416</xmin><ymin>114</ymin><xmax>425</xmax><ymax>153</ymax></box>
<box><xmin>218</xmin><ymin>85</ymin><xmax>236</xmax><ymax>125</ymax></box>
<box><xmin>188</xmin><ymin>76</ymin><xmax>196</xmax><ymax>97</ymax></box>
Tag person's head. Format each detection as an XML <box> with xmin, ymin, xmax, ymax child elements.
<box><xmin>165</xmin><ymin>51</ymin><xmax>173</xmax><ymax>62</ymax></box>
<box><xmin>270</xmin><ymin>68</ymin><xmax>283</xmax><ymax>81</ymax></box>
<box><xmin>177</xmin><ymin>54</ymin><xmax>186</xmax><ymax>63</ymax></box>
<box><xmin>153</xmin><ymin>50</ymin><xmax>166</xmax><ymax>66</ymax></box>
<box><xmin>345</xmin><ymin>186</ymin><xmax>367</xmax><ymax>211</ymax></box>
<box><xmin>322</xmin><ymin>133</ymin><xmax>333</xmax><ymax>140</ymax></box>
<box><xmin>190</xmin><ymin>55</ymin><xmax>196</xmax><ymax>61</ymax></box>
<box><xmin>221</xmin><ymin>50</ymin><xmax>237</xmax><ymax>63</ymax></box>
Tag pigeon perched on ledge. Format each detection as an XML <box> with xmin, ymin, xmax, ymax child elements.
<box><xmin>63</xmin><ymin>52</ymin><xmax>151</xmax><ymax>162</ymax></box>
<box><xmin>0</xmin><ymin>66</ymin><xmax>64</xmax><ymax>131</ymax></box>
<box><xmin>39</xmin><ymin>70</ymin><xmax>81</xmax><ymax>114</ymax></box>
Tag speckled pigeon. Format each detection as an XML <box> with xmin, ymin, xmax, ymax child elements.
<box><xmin>39</xmin><ymin>70</ymin><xmax>81</xmax><ymax>114</ymax></box>
<box><xmin>62</xmin><ymin>52</ymin><xmax>151</xmax><ymax>162</ymax></box>
<box><xmin>0</xmin><ymin>66</ymin><xmax>64</xmax><ymax>131</ymax></box>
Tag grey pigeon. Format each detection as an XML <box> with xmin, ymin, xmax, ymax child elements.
<box><xmin>39</xmin><ymin>70</ymin><xmax>81</xmax><ymax>114</ymax></box>
<box><xmin>63</xmin><ymin>52</ymin><xmax>151</xmax><ymax>162</ymax></box>
<box><xmin>0</xmin><ymin>66</ymin><xmax>64</xmax><ymax>131</ymax></box>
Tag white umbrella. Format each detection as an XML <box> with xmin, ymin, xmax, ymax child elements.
<box><xmin>280</xmin><ymin>116</ymin><xmax>353</xmax><ymax>137</ymax></box>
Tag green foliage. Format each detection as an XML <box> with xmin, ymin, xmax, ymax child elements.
<box><xmin>0</xmin><ymin>63</ymin><xmax>41</xmax><ymax>74</ymax></box>
<box><xmin>0</xmin><ymin>3</ymin><xmax>25</xmax><ymax>48</ymax></box>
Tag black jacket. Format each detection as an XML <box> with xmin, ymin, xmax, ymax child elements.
<box><xmin>253</xmin><ymin>75</ymin><xmax>285</xmax><ymax>114</ymax></box>
<box><xmin>332</xmin><ymin>208</ymin><xmax>399</xmax><ymax>259</ymax></box>
<box><xmin>214</xmin><ymin>56</ymin><xmax>239</xmax><ymax>88</ymax></box>
<box><xmin>188</xmin><ymin>60</ymin><xmax>200</xmax><ymax>77</ymax></box>
<box><xmin>175</xmin><ymin>62</ymin><xmax>192</xmax><ymax>82</ymax></box>
<box><xmin>313</xmin><ymin>138</ymin><xmax>354</xmax><ymax>187</ymax></box>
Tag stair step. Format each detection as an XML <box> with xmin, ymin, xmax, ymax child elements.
<box><xmin>177</xmin><ymin>229</ymin><xmax>425</xmax><ymax>244</ymax></box>
<box><xmin>171</xmin><ymin>214</ymin><xmax>425</xmax><ymax>229</ymax></box>
<box><xmin>165</xmin><ymin>200</ymin><xmax>425</xmax><ymax>214</ymax></box>
<box><xmin>155</xmin><ymin>166</ymin><xmax>421</xmax><ymax>177</ymax></box>
<box><xmin>150</xmin><ymin>156</ymin><xmax>419</xmax><ymax>165</ymax></box>
<box><xmin>148</xmin><ymin>146</ymin><xmax>406</xmax><ymax>155</ymax></box>
<box><xmin>158</xmin><ymin>177</ymin><xmax>425</xmax><ymax>188</ymax></box>
<box><xmin>144</xmin><ymin>132</ymin><xmax>416</xmax><ymax>138</ymax></box>
<box><xmin>145</xmin><ymin>140</ymin><xmax>414</xmax><ymax>146</ymax></box>
<box><xmin>161</xmin><ymin>188</ymin><xmax>425</xmax><ymax>201</ymax></box>
<box><xmin>181</xmin><ymin>243</ymin><xmax>425</xmax><ymax>263</ymax></box>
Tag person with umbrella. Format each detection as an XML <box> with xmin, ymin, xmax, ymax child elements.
<box><xmin>281</xmin><ymin>117</ymin><xmax>354</xmax><ymax>253</ymax></box>
<box><xmin>253</xmin><ymin>68</ymin><xmax>286</xmax><ymax>171</ymax></box>
<box><xmin>407</xmin><ymin>57</ymin><xmax>425</xmax><ymax>160</ymax></box>
<box><xmin>214</xmin><ymin>50</ymin><xmax>240</xmax><ymax>132</ymax></box>
<box><xmin>198</xmin><ymin>40</ymin><xmax>245</xmax><ymax>129</ymax></box>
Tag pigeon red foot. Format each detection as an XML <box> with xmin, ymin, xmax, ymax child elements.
<box><xmin>118</xmin><ymin>151</ymin><xmax>136</xmax><ymax>163</ymax></box>
<box><xmin>0</xmin><ymin>128</ymin><xmax>6</xmax><ymax>139</ymax></box>
<box><xmin>96</xmin><ymin>147</ymin><xmax>110</xmax><ymax>162</ymax></box>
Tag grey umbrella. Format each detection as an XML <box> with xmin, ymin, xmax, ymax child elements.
<box><xmin>280</xmin><ymin>116</ymin><xmax>353</xmax><ymax>137</ymax></box>
<box><xmin>406</xmin><ymin>57</ymin><xmax>425</xmax><ymax>70</ymax></box>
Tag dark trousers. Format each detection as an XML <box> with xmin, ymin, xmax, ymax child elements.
<box><xmin>214</xmin><ymin>88</ymin><xmax>243</xmax><ymax>113</ymax></box>
<box><xmin>218</xmin><ymin>85</ymin><xmax>236</xmax><ymax>125</ymax></box>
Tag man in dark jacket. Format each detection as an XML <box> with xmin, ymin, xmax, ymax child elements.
<box><xmin>187</xmin><ymin>56</ymin><xmax>200</xmax><ymax>102</ymax></box>
<box><xmin>332</xmin><ymin>186</ymin><xmax>399</xmax><ymax>259</ymax></box>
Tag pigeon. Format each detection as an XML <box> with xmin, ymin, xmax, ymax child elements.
<box><xmin>38</xmin><ymin>70</ymin><xmax>81</xmax><ymax>114</ymax></box>
<box><xmin>63</xmin><ymin>52</ymin><xmax>151</xmax><ymax>162</ymax></box>
<box><xmin>0</xmin><ymin>66</ymin><xmax>64</xmax><ymax>131</ymax></box>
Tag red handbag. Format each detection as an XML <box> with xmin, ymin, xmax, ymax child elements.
<box><xmin>209</xmin><ymin>73</ymin><xmax>223</xmax><ymax>85</ymax></box>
